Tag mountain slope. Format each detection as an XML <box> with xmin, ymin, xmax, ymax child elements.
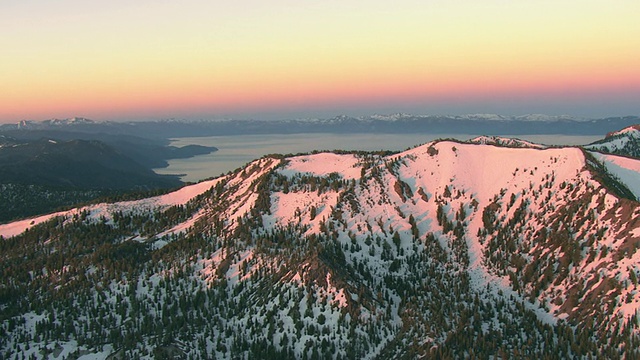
<box><xmin>1</xmin><ymin>141</ymin><xmax>640</xmax><ymax>358</ymax></box>
<box><xmin>586</xmin><ymin>124</ymin><xmax>640</xmax><ymax>158</ymax></box>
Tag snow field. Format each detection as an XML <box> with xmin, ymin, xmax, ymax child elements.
<box><xmin>280</xmin><ymin>152</ymin><xmax>361</xmax><ymax>180</ymax></box>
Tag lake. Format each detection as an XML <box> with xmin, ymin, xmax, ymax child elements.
<box><xmin>154</xmin><ymin>133</ymin><xmax>602</xmax><ymax>182</ymax></box>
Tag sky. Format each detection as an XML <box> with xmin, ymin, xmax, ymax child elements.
<box><xmin>1</xmin><ymin>0</ymin><xmax>640</xmax><ymax>122</ymax></box>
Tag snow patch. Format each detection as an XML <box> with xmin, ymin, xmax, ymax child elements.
<box><xmin>280</xmin><ymin>152</ymin><xmax>361</xmax><ymax>180</ymax></box>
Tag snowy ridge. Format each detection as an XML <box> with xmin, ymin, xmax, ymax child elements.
<box><xmin>446</xmin><ymin>113</ymin><xmax>583</xmax><ymax>122</ymax></box>
<box><xmin>368</xmin><ymin>113</ymin><xmax>414</xmax><ymax>121</ymax></box>
<box><xmin>16</xmin><ymin>117</ymin><xmax>96</xmax><ymax>129</ymax></box>
<box><xmin>607</xmin><ymin>125</ymin><xmax>640</xmax><ymax>138</ymax></box>
<box><xmin>468</xmin><ymin>135</ymin><xmax>547</xmax><ymax>149</ymax></box>
<box><xmin>0</xmin><ymin>176</ymin><xmax>223</xmax><ymax>239</ymax></box>
<box><xmin>513</xmin><ymin>114</ymin><xmax>582</xmax><ymax>122</ymax></box>
<box><xmin>585</xmin><ymin>124</ymin><xmax>640</xmax><ymax>158</ymax></box>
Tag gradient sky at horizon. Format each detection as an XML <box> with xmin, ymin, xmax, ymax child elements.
<box><xmin>2</xmin><ymin>0</ymin><xmax>640</xmax><ymax>122</ymax></box>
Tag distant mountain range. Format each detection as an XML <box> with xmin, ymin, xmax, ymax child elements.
<box><xmin>2</xmin><ymin>124</ymin><xmax>640</xmax><ymax>358</ymax></box>
<box><xmin>3</xmin><ymin>114</ymin><xmax>640</xmax><ymax>138</ymax></box>
<box><xmin>16</xmin><ymin>117</ymin><xmax>96</xmax><ymax>128</ymax></box>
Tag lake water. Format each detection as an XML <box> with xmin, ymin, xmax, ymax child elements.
<box><xmin>154</xmin><ymin>133</ymin><xmax>602</xmax><ymax>183</ymax></box>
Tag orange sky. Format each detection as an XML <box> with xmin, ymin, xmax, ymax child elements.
<box><xmin>1</xmin><ymin>1</ymin><xmax>640</xmax><ymax>121</ymax></box>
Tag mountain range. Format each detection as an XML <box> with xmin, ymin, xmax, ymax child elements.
<box><xmin>1</xmin><ymin>125</ymin><xmax>640</xmax><ymax>358</ymax></box>
<box><xmin>3</xmin><ymin>114</ymin><xmax>640</xmax><ymax>138</ymax></box>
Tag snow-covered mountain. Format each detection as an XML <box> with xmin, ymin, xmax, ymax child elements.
<box><xmin>16</xmin><ymin>117</ymin><xmax>95</xmax><ymax>129</ymax></box>
<box><xmin>1</xmin><ymin>139</ymin><xmax>640</xmax><ymax>358</ymax></box>
<box><xmin>467</xmin><ymin>135</ymin><xmax>547</xmax><ymax>149</ymax></box>
<box><xmin>4</xmin><ymin>115</ymin><xmax>639</xmax><ymax>139</ymax></box>
<box><xmin>586</xmin><ymin>124</ymin><xmax>640</xmax><ymax>158</ymax></box>
<box><xmin>513</xmin><ymin>114</ymin><xmax>584</xmax><ymax>122</ymax></box>
<box><xmin>368</xmin><ymin>113</ymin><xmax>415</xmax><ymax>122</ymax></box>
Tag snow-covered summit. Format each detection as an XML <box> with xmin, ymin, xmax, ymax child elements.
<box><xmin>467</xmin><ymin>135</ymin><xmax>546</xmax><ymax>149</ymax></box>
<box><xmin>16</xmin><ymin>117</ymin><xmax>96</xmax><ymax>129</ymax></box>
<box><xmin>368</xmin><ymin>113</ymin><xmax>414</xmax><ymax>121</ymax></box>
<box><xmin>455</xmin><ymin>113</ymin><xmax>510</xmax><ymax>121</ymax></box>
<box><xmin>606</xmin><ymin>124</ymin><xmax>640</xmax><ymax>138</ymax></box>
<box><xmin>514</xmin><ymin>114</ymin><xmax>583</xmax><ymax>122</ymax></box>
<box><xmin>586</xmin><ymin>124</ymin><xmax>640</xmax><ymax>158</ymax></box>
<box><xmin>47</xmin><ymin>117</ymin><xmax>95</xmax><ymax>125</ymax></box>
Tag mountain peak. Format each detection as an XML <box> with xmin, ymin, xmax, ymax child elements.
<box><xmin>605</xmin><ymin>124</ymin><xmax>640</xmax><ymax>138</ymax></box>
<box><xmin>467</xmin><ymin>135</ymin><xmax>546</xmax><ymax>149</ymax></box>
<box><xmin>15</xmin><ymin>117</ymin><xmax>96</xmax><ymax>129</ymax></box>
<box><xmin>586</xmin><ymin>123</ymin><xmax>640</xmax><ymax>158</ymax></box>
<box><xmin>368</xmin><ymin>113</ymin><xmax>414</xmax><ymax>121</ymax></box>
<box><xmin>44</xmin><ymin>117</ymin><xmax>95</xmax><ymax>125</ymax></box>
<box><xmin>460</xmin><ymin>113</ymin><xmax>509</xmax><ymax>121</ymax></box>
